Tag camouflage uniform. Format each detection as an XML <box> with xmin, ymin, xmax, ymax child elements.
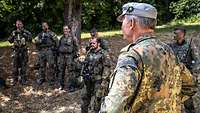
<box><xmin>86</xmin><ymin>38</ymin><xmax>115</xmax><ymax>67</ymax></box>
<box><xmin>8</xmin><ymin>29</ymin><xmax>32</xmax><ymax>84</ymax></box>
<box><xmin>57</xmin><ymin>34</ymin><xmax>78</xmax><ymax>89</ymax></box>
<box><xmin>169</xmin><ymin>39</ymin><xmax>200</xmax><ymax>113</ymax></box>
<box><xmin>81</xmin><ymin>48</ymin><xmax>111</xmax><ymax>113</ymax></box>
<box><xmin>100</xmin><ymin>35</ymin><xmax>196</xmax><ymax>113</ymax></box>
<box><xmin>35</xmin><ymin>30</ymin><xmax>58</xmax><ymax>85</ymax></box>
<box><xmin>169</xmin><ymin>39</ymin><xmax>199</xmax><ymax>71</ymax></box>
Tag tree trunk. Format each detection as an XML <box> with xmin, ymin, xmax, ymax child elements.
<box><xmin>64</xmin><ymin>0</ymin><xmax>81</xmax><ymax>43</ymax></box>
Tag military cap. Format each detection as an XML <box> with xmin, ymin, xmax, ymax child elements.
<box><xmin>90</xmin><ymin>28</ymin><xmax>97</xmax><ymax>37</ymax></box>
<box><xmin>117</xmin><ymin>2</ymin><xmax>157</xmax><ymax>22</ymax></box>
<box><xmin>90</xmin><ymin>28</ymin><xmax>97</xmax><ymax>33</ymax></box>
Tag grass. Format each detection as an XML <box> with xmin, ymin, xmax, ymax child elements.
<box><xmin>155</xmin><ymin>22</ymin><xmax>200</xmax><ymax>33</ymax></box>
<box><xmin>0</xmin><ymin>41</ymin><xmax>12</xmax><ymax>47</ymax></box>
<box><xmin>1</xmin><ymin>22</ymin><xmax>200</xmax><ymax>47</ymax></box>
<box><xmin>81</xmin><ymin>30</ymin><xmax>122</xmax><ymax>39</ymax></box>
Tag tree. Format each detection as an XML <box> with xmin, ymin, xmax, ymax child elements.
<box><xmin>170</xmin><ymin>0</ymin><xmax>200</xmax><ymax>19</ymax></box>
<box><xmin>64</xmin><ymin>0</ymin><xmax>81</xmax><ymax>42</ymax></box>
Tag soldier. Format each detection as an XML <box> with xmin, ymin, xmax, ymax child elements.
<box><xmin>169</xmin><ymin>27</ymin><xmax>200</xmax><ymax>113</ymax></box>
<box><xmin>86</xmin><ymin>28</ymin><xmax>109</xmax><ymax>52</ymax></box>
<box><xmin>81</xmin><ymin>38</ymin><xmax>111</xmax><ymax>113</ymax></box>
<box><xmin>86</xmin><ymin>28</ymin><xmax>116</xmax><ymax>67</ymax></box>
<box><xmin>34</xmin><ymin>22</ymin><xmax>58</xmax><ymax>85</ymax></box>
<box><xmin>8</xmin><ymin>20</ymin><xmax>32</xmax><ymax>85</ymax></box>
<box><xmin>100</xmin><ymin>2</ymin><xmax>197</xmax><ymax>113</ymax></box>
<box><xmin>57</xmin><ymin>25</ymin><xmax>78</xmax><ymax>90</ymax></box>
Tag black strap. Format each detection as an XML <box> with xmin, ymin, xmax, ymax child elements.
<box><xmin>184</xmin><ymin>38</ymin><xmax>193</xmax><ymax>62</ymax></box>
<box><xmin>128</xmin><ymin>48</ymin><xmax>144</xmax><ymax>112</ymax></box>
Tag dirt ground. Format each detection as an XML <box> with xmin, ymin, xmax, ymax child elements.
<box><xmin>0</xmin><ymin>31</ymin><xmax>200</xmax><ymax>113</ymax></box>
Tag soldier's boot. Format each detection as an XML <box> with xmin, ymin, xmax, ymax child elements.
<box><xmin>11</xmin><ymin>77</ymin><xmax>18</xmax><ymax>86</ymax></box>
<box><xmin>19</xmin><ymin>67</ymin><xmax>28</xmax><ymax>85</ymax></box>
<box><xmin>92</xmin><ymin>97</ymin><xmax>101</xmax><ymax>113</ymax></box>
<box><xmin>66</xmin><ymin>84</ymin><xmax>76</xmax><ymax>92</ymax></box>
<box><xmin>36</xmin><ymin>78</ymin><xmax>45</xmax><ymax>85</ymax></box>
<box><xmin>59</xmin><ymin>77</ymin><xmax>65</xmax><ymax>90</ymax></box>
<box><xmin>34</xmin><ymin>62</ymin><xmax>40</xmax><ymax>70</ymax></box>
<box><xmin>67</xmin><ymin>74</ymin><xmax>77</xmax><ymax>92</ymax></box>
<box><xmin>58</xmin><ymin>83</ymin><xmax>65</xmax><ymax>90</ymax></box>
<box><xmin>37</xmin><ymin>67</ymin><xmax>46</xmax><ymax>85</ymax></box>
<box><xmin>81</xmin><ymin>104</ymin><xmax>89</xmax><ymax>113</ymax></box>
<box><xmin>59</xmin><ymin>85</ymin><xmax>64</xmax><ymax>90</ymax></box>
<box><xmin>11</xmin><ymin>74</ymin><xmax>18</xmax><ymax>86</ymax></box>
<box><xmin>0</xmin><ymin>77</ymin><xmax>8</xmax><ymax>90</ymax></box>
<box><xmin>81</xmin><ymin>93</ymin><xmax>91</xmax><ymax>113</ymax></box>
<box><xmin>19</xmin><ymin>77</ymin><xmax>28</xmax><ymax>85</ymax></box>
<box><xmin>48</xmin><ymin>79</ymin><xmax>56</xmax><ymax>86</ymax></box>
<box><xmin>11</xmin><ymin>66</ymin><xmax>19</xmax><ymax>85</ymax></box>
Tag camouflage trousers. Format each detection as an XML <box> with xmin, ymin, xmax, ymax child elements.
<box><xmin>193</xmin><ymin>85</ymin><xmax>200</xmax><ymax>113</ymax></box>
<box><xmin>11</xmin><ymin>48</ymin><xmax>28</xmax><ymax>84</ymax></box>
<box><xmin>81</xmin><ymin>80</ymin><xmax>106</xmax><ymax>113</ymax></box>
<box><xmin>57</xmin><ymin>53</ymin><xmax>77</xmax><ymax>89</ymax></box>
<box><xmin>37</xmin><ymin>49</ymin><xmax>56</xmax><ymax>85</ymax></box>
<box><xmin>182</xmin><ymin>97</ymin><xmax>195</xmax><ymax>113</ymax></box>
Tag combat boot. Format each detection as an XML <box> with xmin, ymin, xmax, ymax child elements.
<box><xmin>11</xmin><ymin>78</ymin><xmax>18</xmax><ymax>86</ymax></box>
<box><xmin>19</xmin><ymin>78</ymin><xmax>28</xmax><ymax>85</ymax></box>
<box><xmin>59</xmin><ymin>85</ymin><xmax>65</xmax><ymax>90</ymax></box>
<box><xmin>67</xmin><ymin>85</ymin><xmax>76</xmax><ymax>92</ymax></box>
<box><xmin>0</xmin><ymin>77</ymin><xmax>8</xmax><ymax>90</ymax></box>
<box><xmin>36</xmin><ymin>79</ymin><xmax>45</xmax><ymax>85</ymax></box>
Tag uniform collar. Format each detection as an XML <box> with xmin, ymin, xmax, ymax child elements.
<box><xmin>120</xmin><ymin>32</ymin><xmax>155</xmax><ymax>53</ymax></box>
<box><xmin>92</xmin><ymin>48</ymin><xmax>102</xmax><ymax>53</ymax></box>
<box><xmin>176</xmin><ymin>39</ymin><xmax>186</xmax><ymax>45</ymax></box>
<box><xmin>64</xmin><ymin>34</ymin><xmax>72</xmax><ymax>37</ymax></box>
<box><xmin>135</xmin><ymin>32</ymin><xmax>156</xmax><ymax>44</ymax></box>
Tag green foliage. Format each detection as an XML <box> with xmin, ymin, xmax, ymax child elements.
<box><xmin>170</xmin><ymin>0</ymin><xmax>200</xmax><ymax>19</ymax></box>
<box><xmin>81</xmin><ymin>0</ymin><xmax>160</xmax><ymax>30</ymax></box>
<box><xmin>0</xmin><ymin>0</ymin><xmax>64</xmax><ymax>38</ymax></box>
<box><xmin>171</xmin><ymin>13</ymin><xmax>200</xmax><ymax>24</ymax></box>
<box><xmin>81</xmin><ymin>0</ymin><xmax>130</xmax><ymax>30</ymax></box>
<box><xmin>0</xmin><ymin>0</ymin><xmax>13</xmax><ymax>20</ymax></box>
<box><xmin>1</xmin><ymin>0</ymin><xmax>200</xmax><ymax>40</ymax></box>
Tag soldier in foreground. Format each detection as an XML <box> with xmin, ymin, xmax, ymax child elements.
<box><xmin>34</xmin><ymin>22</ymin><xmax>58</xmax><ymax>85</ymax></box>
<box><xmin>81</xmin><ymin>38</ymin><xmax>111</xmax><ymax>113</ymax></box>
<box><xmin>57</xmin><ymin>25</ymin><xmax>78</xmax><ymax>91</ymax></box>
<box><xmin>8</xmin><ymin>20</ymin><xmax>32</xmax><ymax>85</ymax></box>
<box><xmin>169</xmin><ymin>27</ymin><xmax>200</xmax><ymax>113</ymax></box>
<box><xmin>100</xmin><ymin>2</ymin><xmax>196</xmax><ymax>113</ymax></box>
